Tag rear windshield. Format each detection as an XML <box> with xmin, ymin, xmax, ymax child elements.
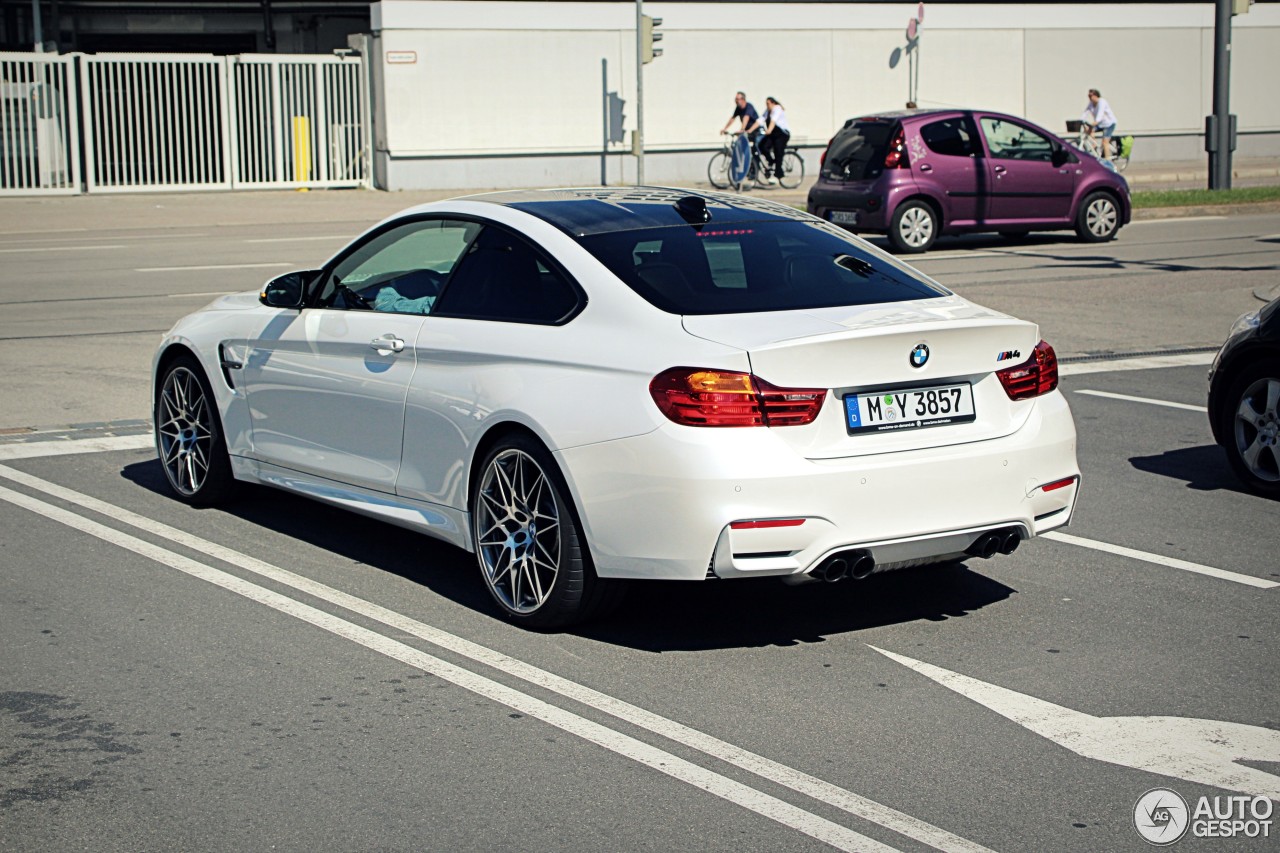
<box><xmin>821</xmin><ymin>121</ymin><xmax>895</xmax><ymax>181</ymax></box>
<box><xmin>576</xmin><ymin>219</ymin><xmax>947</xmax><ymax>315</ymax></box>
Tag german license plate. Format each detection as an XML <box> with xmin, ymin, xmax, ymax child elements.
<box><xmin>844</xmin><ymin>383</ymin><xmax>976</xmax><ymax>434</ymax></box>
<box><xmin>830</xmin><ymin>210</ymin><xmax>859</xmax><ymax>225</ymax></box>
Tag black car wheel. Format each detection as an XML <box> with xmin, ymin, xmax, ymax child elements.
<box><xmin>471</xmin><ymin>434</ymin><xmax>625</xmax><ymax>629</ymax></box>
<box><xmin>1219</xmin><ymin>359</ymin><xmax>1280</xmax><ymax>496</ymax></box>
<box><xmin>888</xmin><ymin>200</ymin><xmax>937</xmax><ymax>253</ymax></box>
<box><xmin>155</xmin><ymin>355</ymin><xmax>237</xmax><ymax>506</ymax></box>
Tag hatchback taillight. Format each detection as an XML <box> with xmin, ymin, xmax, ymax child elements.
<box><xmin>883</xmin><ymin>127</ymin><xmax>909</xmax><ymax>169</ymax></box>
<box><xmin>997</xmin><ymin>341</ymin><xmax>1059</xmax><ymax>400</ymax></box>
<box><xmin>819</xmin><ymin>135</ymin><xmax>835</xmax><ymax>169</ymax></box>
<box><xmin>649</xmin><ymin>368</ymin><xmax>825</xmax><ymax>427</ymax></box>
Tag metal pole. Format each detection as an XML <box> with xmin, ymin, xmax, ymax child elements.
<box><xmin>32</xmin><ymin>0</ymin><xmax>44</xmax><ymax>52</ymax></box>
<box><xmin>635</xmin><ymin>0</ymin><xmax>644</xmax><ymax>185</ymax></box>
<box><xmin>601</xmin><ymin>58</ymin><xmax>608</xmax><ymax>185</ymax></box>
<box><xmin>1209</xmin><ymin>0</ymin><xmax>1232</xmax><ymax>190</ymax></box>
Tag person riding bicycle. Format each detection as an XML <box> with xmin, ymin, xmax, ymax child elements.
<box><xmin>721</xmin><ymin>91</ymin><xmax>763</xmax><ymax>142</ymax></box>
<box><xmin>1081</xmin><ymin>88</ymin><xmax>1118</xmax><ymax>160</ymax></box>
<box><xmin>757</xmin><ymin>96</ymin><xmax>791</xmax><ymax>186</ymax></box>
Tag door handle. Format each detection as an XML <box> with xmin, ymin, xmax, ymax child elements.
<box><xmin>993</xmin><ymin>165</ymin><xmax>1007</xmax><ymax>174</ymax></box>
<box><xmin>369</xmin><ymin>336</ymin><xmax>405</xmax><ymax>353</ymax></box>
<box><xmin>918</xmin><ymin>164</ymin><xmax>933</xmax><ymax>173</ymax></box>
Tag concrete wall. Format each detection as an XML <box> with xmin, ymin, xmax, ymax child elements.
<box><xmin>370</xmin><ymin>1</ymin><xmax>1280</xmax><ymax>190</ymax></box>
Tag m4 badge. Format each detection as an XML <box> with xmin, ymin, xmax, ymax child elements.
<box><xmin>996</xmin><ymin>350</ymin><xmax>1022</xmax><ymax>362</ymax></box>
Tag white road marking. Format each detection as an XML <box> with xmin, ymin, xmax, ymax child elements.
<box><xmin>0</xmin><ymin>434</ymin><xmax>153</xmax><ymax>460</ymax></box>
<box><xmin>0</xmin><ymin>480</ymin><xmax>902</xmax><ymax>853</ymax></box>
<box><xmin>869</xmin><ymin>647</ymin><xmax>1280</xmax><ymax>801</ymax></box>
<box><xmin>1043</xmin><ymin>531</ymin><xmax>1277</xmax><ymax>589</ymax></box>
<box><xmin>0</xmin><ymin>232</ymin><xmax>207</xmax><ymax>246</ymax></box>
<box><xmin>1073</xmin><ymin>389</ymin><xmax>1207</xmax><ymax>412</ymax></box>
<box><xmin>1058</xmin><ymin>352</ymin><xmax>1215</xmax><ymax>376</ymax></box>
<box><xmin>1128</xmin><ymin>216</ymin><xmax>1227</xmax><ymax>225</ymax></box>
<box><xmin>0</xmin><ymin>462</ymin><xmax>994</xmax><ymax>853</ymax></box>
<box><xmin>913</xmin><ymin>251</ymin><xmax>1008</xmax><ymax>261</ymax></box>
<box><xmin>168</xmin><ymin>291</ymin><xmax>236</xmax><ymax>298</ymax></box>
<box><xmin>0</xmin><ymin>245</ymin><xmax>126</xmax><ymax>254</ymax></box>
<box><xmin>245</xmin><ymin>235</ymin><xmax>350</xmax><ymax>243</ymax></box>
<box><xmin>136</xmin><ymin>262</ymin><xmax>294</xmax><ymax>272</ymax></box>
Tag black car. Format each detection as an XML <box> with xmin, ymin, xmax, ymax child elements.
<box><xmin>1208</xmin><ymin>296</ymin><xmax>1280</xmax><ymax>495</ymax></box>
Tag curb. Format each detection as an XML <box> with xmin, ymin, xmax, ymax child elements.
<box><xmin>1131</xmin><ymin>200</ymin><xmax>1280</xmax><ymax>220</ymax></box>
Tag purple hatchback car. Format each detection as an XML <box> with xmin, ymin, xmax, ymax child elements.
<box><xmin>807</xmin><ymin>109</ymin><xmax>1131</xmax><ymax>253</ymax></box>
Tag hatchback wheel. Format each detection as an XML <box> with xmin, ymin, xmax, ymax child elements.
<box><xmin>471</xmin><ymin>434</ymin><xmax>624</xmax><ymax>628</ymax></box>
<box><xmin>888</xmin><ymin>201</ymin><xmax>937</xmax><ymax>253</ymax></box>
<box><xmin>155</xmin><ymin>355</ymin><xmax>236</xmax><ymax>506</ymax></box>
<box><xmin>1075</xmin><ymin>192</ymin><xmax>1120</xmax><ymax>242</ymax></box>
<box><xmin>1220</xmin><ymin>360</ymin><xmax>1280</xmax><ymax>496</ymax></box>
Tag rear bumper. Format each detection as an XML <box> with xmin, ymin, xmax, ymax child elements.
<box><xmin>807</xmin><ymin>182</ymin><xmax>892</xmax><ymax>231</ymax></box>
<box><xmin>556</xmin><ymin>391</ymin><xmax>1079</xmax><ymax>581</ymax></box>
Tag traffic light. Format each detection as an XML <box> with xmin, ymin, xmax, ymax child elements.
<box><xmin>607</xmin><ymin>92</ymin><xmax>626</xmax><ymax>144</ymax></box>
<box><xmin>641</xmin><ymin>15</ymin><xmax>663</xmax><ymax>64</ymax></box>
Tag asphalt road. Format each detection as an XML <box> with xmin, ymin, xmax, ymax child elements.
<box><xmin>1</xmin><ymin>198</ymin><xmax>1277</xmax><ymax>852</ymax></box>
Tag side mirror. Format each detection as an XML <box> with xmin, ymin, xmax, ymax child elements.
<box><xmin>1051</xmin><ymin>147</ymin><xmax>1072</xmax><ymax>168</ymax></box>
<box><xmin>260</xmin><ymin>270</ymin><xmax>318</xmax><ymax>308</ymax></box>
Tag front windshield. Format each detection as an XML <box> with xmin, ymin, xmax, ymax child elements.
<box><xmin>577</xmin><ymin>219</ymin><xmax>948</xmax><ymax>315</ymax></box>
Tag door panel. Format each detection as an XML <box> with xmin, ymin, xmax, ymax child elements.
<box><xmin>912</xmin><ymin>115</ymin><xmax>984</xmax><ymax>227</ymax></box>
<box><xmin>241</xmin><ymin>309</ymin><xmax>427</xmax><ymax>493</ymax></box>
<box><xmin>978</xmin><ymin>115</ymin><xmax>1076</xmax><ymax>223</ymax></box>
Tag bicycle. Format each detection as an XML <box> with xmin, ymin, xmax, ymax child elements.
<box><xmin>1066</xmin><ymin>119</ymin><xmax>1131</xmax><ymax>172</ymax></box>
<box><xmin>708</xmin><ymin>132</ymin><xmax>804</xmax><ymax>191</ymax></box>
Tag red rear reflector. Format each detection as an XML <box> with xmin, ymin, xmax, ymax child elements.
<box><xmin>730</xmin><ymin>518</ymin><xmax>807</xmax><ymax>530</ymax></box>
<box><xmin>1040</xmin><ymin>475</ymin><xmax>1078</xmax><ymax>493</ymax></box>
<box><xmin>649</xmin><ymin>368</ymin><xmax>825</xmax><ymax>427</ymax></box>
<box><xmin>997</xmin><ymin>341</ymin><xmax>1059</xmax><ymax>401</ymax></box>
<box><xmin>820</xmin><ymin>134</ymin><xmax>834</xmax><ymax>168</ymax></box>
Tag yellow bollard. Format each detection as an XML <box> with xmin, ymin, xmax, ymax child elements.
<box><xmin>292</xmin><ymin>116</ymin><xmax>311</xmax><ymax>190</ymax></box>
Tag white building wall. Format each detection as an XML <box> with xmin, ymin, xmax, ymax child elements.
<box><xmin>370</xmin><ymin>1</ymin><xmax>1280</xmax><ymax>190</ymax></box>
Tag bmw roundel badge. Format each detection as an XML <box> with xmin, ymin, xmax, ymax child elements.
<box><xmin>910</xmin><ymin>343</ymin><xmax>930</xmax><ymax>368</ymax></box>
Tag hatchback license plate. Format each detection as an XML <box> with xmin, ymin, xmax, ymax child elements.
<box><xmin>844</xmin><ymin>383</ymin><xmax>976</xmax><ymax>434</ymax></box>
<box><xmin>830</xmin><ymin>210</ymin><xmax>859</xmax><ymax>225</ymax></box>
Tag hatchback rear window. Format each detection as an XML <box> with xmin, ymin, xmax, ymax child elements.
<box><xmin>577</xmin><ymin>219</ymin><xmax>947</xmax><ymax>315</ymax></box>
<box><xmin>821</xmin><ymin>121</ymin><xmax>895</xmax><ymax>180</ymax></box>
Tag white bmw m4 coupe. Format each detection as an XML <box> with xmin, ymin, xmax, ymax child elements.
<box><xmin>153</xmin><ymin>188</ymin><xmax>1080</xmax><ymax>628</ymax></box>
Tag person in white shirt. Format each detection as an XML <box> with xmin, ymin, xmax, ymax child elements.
<box><xmin>1082</xmin><ymin>88</ymin><xmax>1119</xmax><ymax>160</ymax></box>
<box><xmin>758</xmin><ymin>96</ymin><xmax>791</xmax><ymax>185</ymax></box>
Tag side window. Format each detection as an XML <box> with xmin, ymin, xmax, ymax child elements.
<box><xmin>432</xmin><ymin>226</ymin><xmax>581</xmax><ymax>324</ymax></box>
<box><xmin>979</xmin><ymin>117</ymin><xmax>1055</xmax><ymax>162</ymax></box>
<box><xmin>316</xmin><ymin>218</ymin><xmax>480</xmax><ymax>313</ymax></box>
<box><xmin>919</xmin><ymin>118</ymin><xmax>976</xmax><ymax>158</ymax></box>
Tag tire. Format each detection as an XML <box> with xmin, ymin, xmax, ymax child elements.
<box><xmin>154</xmin><ymin>355</ymin><xmax>237</xmax><ymax>506</ymax></box>
<box><xmin>1218</xmin><ymin>359</ymin><xmax>1280</xmax><ymax>496</ymax></box>
<box><xmin>707</xmin><ymin>151</ymin><xmax>731</xmax><ymax>190</ymax></box>
<box><xmin>471</xmin><ymin>434</ymin><xmax>625</xmax><ymax>629</ymax></box>
<box><xmin>887</xmin><ymin>200</ymin><xmax>938</xmax><ymax>253</ymax></box>
<box><xmin>779</xmin><ymin>149</ymin><xmax>804</xmax><ymax>189</ymax></box>
<box><xmin>1075</xmin><ymin>191</ymin><xmax>1121</xmax><ymax>242</ymax></box>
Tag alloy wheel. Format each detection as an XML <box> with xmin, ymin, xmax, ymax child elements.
<box><xmin>899</xmin><ymin>206</ymin><xmax>934</xmax><ymax>248</ymax></box>
<box><xmin>157</xmin><ymin>366</ymin><xmax>215</xmax><ymax>497</ymax></box>
<box><xmin>1233</xmin><ymin>376</ymin><xmax>1280</xmax><ymax>483</ymax></box>
<box><xmin>1086</xmin><ymin>198</ymin><xmax>1117</xmax><ymax>238</ymax></box>
<box><xmin>475</xmin><ymin>448</ymin><xmax>562</xmax><ymax>614</ymax></box>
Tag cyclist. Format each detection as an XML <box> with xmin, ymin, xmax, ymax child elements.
<box><xmin>720</xmin><ymin>91</ymin><xmax>763</xmax><ymax>141</ymax></box>
<box><xmin>758</xmin><ymin>96</ymin><xmax>791</xmax><ymax>186</ymax></box>
<box><xmin>1081</xmin><ymin>88</ymin><xmax>1118</xmax><ymax>161</ymax></box>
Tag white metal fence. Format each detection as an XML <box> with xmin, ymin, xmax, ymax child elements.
<box><xmin>0</xmin><ymin>51</ymin><xmax>369</xmax><ymax>195</ymax></box>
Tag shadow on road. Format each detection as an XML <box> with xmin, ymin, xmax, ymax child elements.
<box><xmin>1130</xmin><ymin>444</ymin><xmax>1273</xmax><ymax>499</ymax></box>
<box><xmin>121</xmin><ymin>458</ymin><xmax>1017</xmax><ymax>648</ymax></box>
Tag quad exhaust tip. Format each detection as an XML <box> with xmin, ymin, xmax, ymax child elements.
<box><xmin>966</xmin><ymin>527</ymin><xmax>1022</xmax><ymax>560</ymax></box>
<box><xmin>811</xmin><ymin>549</ymin><xmax>875</xmax><ymax>582</ymax></box>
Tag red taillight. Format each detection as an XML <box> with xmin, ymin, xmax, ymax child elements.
<box><xmin>1039</xmin><ymin>475</ymin><xmax>1078</xmax><ymax>493</ymax></box>
<box><xmin>884</xmin><ymin>127</ymin><xmax>909</xmax><ymax>169</ymax></box>
<box><xmin>820</xmin><ymin>135</ymin><xmax>834</xmax><ymax>168</ymax></box>
<box><xmin>649</xmin><ymin>368</ymin><xmax>825</xmax><ymax>427</ymax></box>
<box><xmin>730</xmin><ymin>518</ymin><xmax>807</xmax><ymax>530</ymax></box>
<box><xmin>997</xmin><ymin>341</ymin><xmax>1059</xmax><ymax>401</ymax></box>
